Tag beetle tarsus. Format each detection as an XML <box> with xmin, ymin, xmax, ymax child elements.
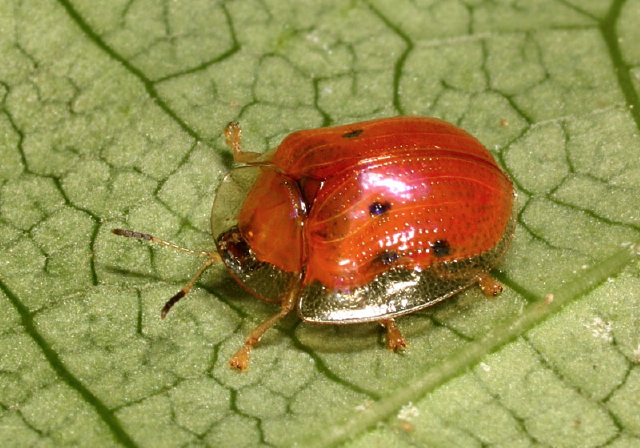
<box><xmin>380</xmin><ymin>319</ymin><xmax>408</xmax><ymax>351</ymax></box>
<box><xmin>477</xmin><ymin>274</ymin><xmax>503</xmax><ymax>297</ymax></box>
<box><xmin>229</xmin><ymin>346</ymin><xmax>252</xmax><ymax>371</ymax></box>
<box><xmin>225</xmin><ymin>122</ymin><xmax>270</xmax><ymax>164</ymax></box>
<box><xmin>225</xmin><ymin>122</ymin><xmax>242</xmax><ymax>156</ymax></box>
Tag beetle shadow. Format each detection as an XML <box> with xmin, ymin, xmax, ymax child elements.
<box><xmin>103</xmin><ymin>264</ymin><xmax>247</xmax><ymax>301</ymax></box>
<box><xmin>104</xmin><ymin>265</ymin><xmax>168</xmax><ymax>283</ymax></box>
<box><xmin>294</xmin><ymin>321</ymin><xmax>386</xmax><ymax>354</ymax></box>
<box><xmin>219</xmin><ymin>147</ymin><xmax>236</xmax><ymax>171</ymax></box>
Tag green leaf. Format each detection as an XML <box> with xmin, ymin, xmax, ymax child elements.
<box><xmin>1</xmin><ymin>0</ymin><xmax>639</xmax><ymax>447</ymax></box>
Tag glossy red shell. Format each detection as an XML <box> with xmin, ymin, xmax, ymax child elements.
<box><xmin>212</xmin><ymin>117</ymin><xmax>516</xmax><ymax>323</ymax></box>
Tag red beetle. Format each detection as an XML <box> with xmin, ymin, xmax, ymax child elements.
<box><xmin>113</xmin><ymin>117</ymin><xmax>516</xmax><ymax>370</ymax></box>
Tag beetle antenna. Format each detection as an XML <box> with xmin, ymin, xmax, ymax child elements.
<box><xmin>112</xmin><ymin>229</ymin><xmax>212</xmax><ymax>257</ymax></box>
<box><xmin>160</xmin><ymin>254</ymin><xmax>220</xmax><ymax>318</ymax></box>
<box><xmin>112</xmin><ymin>228</ymin><xmax>221</xmax><ymax>317</ymax></box>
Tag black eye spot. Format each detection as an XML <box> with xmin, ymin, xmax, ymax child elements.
<box><xmin>376</xmin><ymin>250</ymin><xmax>399</xmax><ymax>265</ymax></box>
<box><xmin>430</xmin><ymin>239</ymin><xmax>450</xmax><ymax>257</ymax></box>
<box><xmin>342</xmin><ymin>129</ymin><xmax>363</xmax><ymax>138</ymax></box>
<box><xmin>369</xmin><ymin>201</ymin><xmax>392</xmax><ymax>216</ymax></box>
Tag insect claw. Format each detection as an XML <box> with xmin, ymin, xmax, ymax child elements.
<box><xmin>477</xmin><ymin>274</ymin><xmax>504</xmax><ymax>297</ymax></box>
<box><xmin>229</xmin><ymin>346</ymin><xmax>252</xmax><ymax>371</ymax></box>
<box><xmin>381</xmin><ymin>319</ymin><xmax>408</xmax><ymax>351</ymax></box>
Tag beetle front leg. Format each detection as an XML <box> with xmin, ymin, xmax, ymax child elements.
<box><xmin>380</xmin><ymin>319</ymin><xmax>408</xmax><ymax>351</ymax></box>
<box><xmin>225</xmin><ymin>122</ymin><xmax>275</xmax><ymax>165</ymax></box>
<box><xmin>229</xmin><ymin>285</ymin><xmax>298</xmax><ymax>371</ymax></box>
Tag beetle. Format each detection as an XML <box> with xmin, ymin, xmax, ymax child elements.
<box><xmin>113</xmin><ymin>116</ymin><xmax>516</xmax><ymax>370</ymax></box>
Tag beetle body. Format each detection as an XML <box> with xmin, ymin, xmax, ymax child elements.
<box><xmin>114</xmin><ymin>117</ymin><xmax>516</xmax><ymax>370</ymax></box>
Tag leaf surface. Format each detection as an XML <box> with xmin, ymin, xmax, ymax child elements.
<box><xmin>1</xmin><ymin>0</ymin><xmax>639</xmax><ymax>446</ymax></box>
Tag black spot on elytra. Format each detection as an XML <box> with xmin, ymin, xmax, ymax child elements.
<box><xmin>342</xmin><ymin>129</ymin><xmax>363</xmax><ymax>138</ymax></box>
<box><xmin>369</xmin><ymin>201</ymin><xmax>392</xmax><ymax>216</ymax></box>
<box><xmin>430</xmin><ymin>239</ymin><xmax>450</xmax><ymax>257</ymax></box>
<box><xmin>375</xmin><ymin>250</ymin><xmax>399</xmax><ymax>265</ymax></box>
<box><xmin>311</xmin><ymin>229</ymin><xmax>328</xmax><ymax>240</ymax></box>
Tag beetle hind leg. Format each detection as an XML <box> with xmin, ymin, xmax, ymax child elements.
<box><xmin>477</xmin><ymin>273</ymin><xmax>504</xmax><ymax>297</ymax></box>
<box><xmin>380</xmin><ymin>319</ymin><xmax>408</xmax><ymax>351</ymax></box>
<box><xmin>431</xmin><ymin>263</ymin><xmax>505</xmax><ymax>298</ymax></box>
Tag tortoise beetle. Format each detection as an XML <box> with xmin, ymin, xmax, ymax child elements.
<box><xmin>113</xmin><ymin>117</ymin><xmax>516</xmax><ymax>370</ymax></box>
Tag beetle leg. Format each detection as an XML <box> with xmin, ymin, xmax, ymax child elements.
<box><xmin>224</xmin><ymin>122</ymin><xmax>276</xmax><ymax>165</ymax></box>
<box><xmin>224</xmin><ymin>122</ymin><xmax>243</xmax><ymax>156</ymax></box>
<box><xmin>380</xmin><ymin>319</ymin><xmax>408</xmax><ymax>351</ymax></box>
<box><xmin>430</xmin><ymin>262</ymin><xmax>506</xmax><ymax>298</ymax></box>
<box><xmin>229</xmin><ymin>285</ymin><xmax>298</xmax><ymax>371</ymax></box>
<box><xmin>477</xmin><ymin>274</ymin><xmax>503</xmax><ymax>297</ymax></box>
<box><xmin>225</xmin><ymin>122</ymin><xmax>259</xmax><ymax>163</ymax></box>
